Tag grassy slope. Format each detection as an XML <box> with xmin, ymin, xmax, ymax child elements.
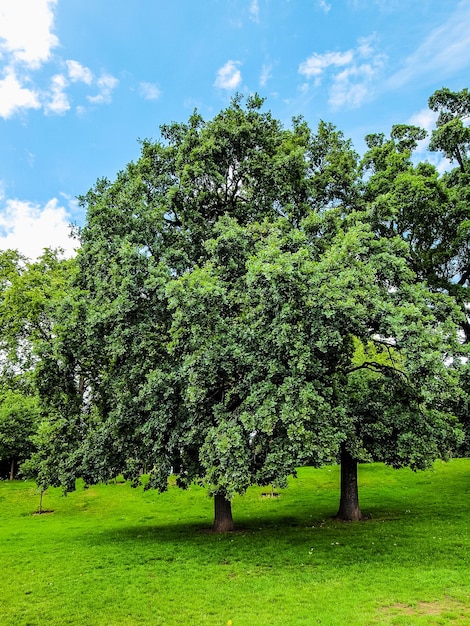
<box><xmin>1</xmin><ymin>460</ymin><xmax>469</xmax><ymax>626</ymax></box>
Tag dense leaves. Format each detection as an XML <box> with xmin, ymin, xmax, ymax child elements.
<box><xmin>4</xmin><ymin>91</ymin><xmax>468</xmax><ymax>528</ymax></box>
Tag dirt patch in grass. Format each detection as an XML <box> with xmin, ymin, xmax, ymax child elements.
<box><xmin>380</xmin><ymin>597</ymin><xmax>470</xmax><ymax>621</ymax></box>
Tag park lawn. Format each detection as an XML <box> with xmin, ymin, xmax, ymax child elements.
<box><xmin>1</xmin><ymin>460</ymin><xmax>469</xmax><ymax>626</ymax></box>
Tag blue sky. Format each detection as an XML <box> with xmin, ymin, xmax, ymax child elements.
<box><xmin>1</xmin><ymin>0</ymin><xmax>469</xmax><ymax>258</ymax></box>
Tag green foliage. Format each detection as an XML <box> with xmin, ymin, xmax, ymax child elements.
<box><xmin>26</xmin><ymin>92</ymin><xmax>466</xmax><ymax>520</ymax></box>
<box><xmin>429</xmin><ymin>87</ymin><xmax>470</xmax><ymax>172</ymax></box>
<box><xmin>0</xmin><ymin>248</ymin><xmax>76</xmax><ymax>372</ymax></box>
<box><xmin>166</xmin><ymin>210</ymin><xmax>463</xmax><ymax>501</ymax></box>
<box><xmin>0</xmin><ymin>390</ymin><xmax>39</xmax><ymax>476</ymax></box>
<box><xmin>362</xmin><ymin>96</ymin><xmax>470</xmax><ymax>324</ymax></box>
<box><xmin>360</xmin><ymin>87</ymin><xmax>470</xmax><ymax>452</ymax></box>
<box><xmin>0</xmin><ymin>249</ymin><xmax>80</xmax><ymax>484</ymax></box>
<box><xmin>46</xmin><ymin>96</ymin><xmax>355</xmax><ymax>497</ymax></box>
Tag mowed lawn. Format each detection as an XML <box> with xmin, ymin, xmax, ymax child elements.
<box><xmin>1</xmin><ymin>460</ymin><xmax>469</xmax><ymax>626</ymax></box>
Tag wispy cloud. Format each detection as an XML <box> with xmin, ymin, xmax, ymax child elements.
<box><xmin>87</xmin><ymin>73</ymin><xmax>119</xmax><ymax>105</ymax></box>
<box><xmin>44</xmin><ymin>73</ymin><xmax>70</xmax><ymax>115</ymax></box>
<box><xmin>66</xmin><ymin>60</ymin><xmax>93</xmax><ymax>85</ymax></box>
<box><xmin>259</xmin><ymin>63</ymin><xmax>272</xmax><ymax>87</ymax></box>
<box><xmin>317</xmin><ymin>0</ymin><xmax>332</xmax><ymax>13</ymax></box>
<box><xmin>407</xmin><ymin>108</ymin><xmax>438</xmax><ymax>135</ymax></box>
<box><xmin>387</xmin><ymin>2</ymin><xmax>470</xmax><ymax>88</ymax></box>
<box><xmin>299</xmin><ymin>50</ymin><xmax>354</xmax><ymax>80</ymax></box>
<box><xmin>214</xmin><ymin>60</ymin><xmax>242</xmax><ymax>90</ymax></box>
<box><xmin>249</xmin><ymin>0</ymin><xmax>260</xmax><ymax>22</ymax></box>
<box><xmin>138</xmin><ymin>82</ymin><xmax>161</xmax><ymax>101</ymax></box>
<box><xmin>298</xmin><ymin>35</ymin><xmax>386</xmax><ymax>108</ymax></box>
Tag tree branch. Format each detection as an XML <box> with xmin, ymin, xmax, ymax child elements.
<box><xmin>345</xmin><ymin>361</ymin><xmax>407</xmax><ymax>378</ymax></box>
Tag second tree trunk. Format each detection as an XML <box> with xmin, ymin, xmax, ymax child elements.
<box><xmin>336</xmin><ymin>445</ymin><xmax>362</xmax><ymax>521</ymax></box>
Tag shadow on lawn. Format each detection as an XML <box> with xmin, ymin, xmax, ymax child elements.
<box><xmin>74</xmin><ymin>515</ymin><xmax>455</xmax><ymax>574</ymax></box>
<box><xmin>78</xmin><ymin>508</ymin><xmax>413</xmax><ymax>547</ymax></box>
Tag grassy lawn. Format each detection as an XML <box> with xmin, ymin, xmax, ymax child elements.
<box><xmin>1</xmin><ymin>460</ymin><xmax>469</xmax><ymax>625</ymax></box>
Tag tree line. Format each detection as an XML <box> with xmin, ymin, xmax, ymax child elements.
<box><xmin>1</xmin><ymin>88</ymin><xmax>469</xmax><ymax>531</ymax></box>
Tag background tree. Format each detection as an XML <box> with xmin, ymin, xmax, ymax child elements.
<box><xmin>0</xmin><ymin>390</ymin><xmax>39</xmax><ymax>479</ymax></box>
<box><xmin>428</xmin><ymin>87</ymin><xmax>470</xmax><ymax>173</ymax></box>
<box><xmin>0</xmin><ymin>249</ymin><xmax>79</xmax><ymax>486</ymax></box>
<box><xmin>303</xmin><ymin>207</ymin><xmax>463</xmax><ymax>520</ymax></box>
<box><xmin>0</xmin><ymin>248</ymin><xmax>75</xmax><ymax>371</ymax></box>
<box><xmin>361</xmin><ymin>87</ymin><xmax>470</xmax><ymax>456</ymax></box>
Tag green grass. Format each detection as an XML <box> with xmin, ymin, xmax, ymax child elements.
<box><xmin>1</xmin><ymin>460</ymin><xmax>469</xmax><ymax>625</ymax></box>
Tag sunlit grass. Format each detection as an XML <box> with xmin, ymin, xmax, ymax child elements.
<box><xmin>1</xmin><ymin>460</ymin><xmax>469</xmax><ymax>625</ymax></box>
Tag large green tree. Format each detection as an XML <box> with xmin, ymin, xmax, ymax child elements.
<box><xmin>32</xmin><ymin>95</ymin><xmax>464</xmax><ymax>530</ymax></box>
<box><xmin>36</xmin><ymin>96</ymin><xmax>331</xmax><ymax>529</ymax></box>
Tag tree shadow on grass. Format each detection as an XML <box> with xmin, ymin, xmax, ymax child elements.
<box><xmin>70</xmin><ymin>488</ymin><xmax>470</xmax><ymax>578</ymax></box>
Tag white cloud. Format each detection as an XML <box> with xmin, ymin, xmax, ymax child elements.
<box><xmin>408</xmin><ymin>108</ymin><xmax>438</xmax><ymax>134</ymax></box>
<box><xmin>318</xmin><ymin>0</ymin><xmax>332</xmax><ymax>13</ymax></box>
<box><xmin>0</xmin><ymin>0</ymin><xmax>58</xmax><ymax>68</ymax></box>
<box><xmin>87</xmin><ymin>73</ymin><xmax>119</xmax><ymax>104</ymax></box>
<box><xmin>329</xmin><ymin>52</ymin><xmax>385</xmax><ymax>108</ymax></box>
<box><xmin>44</xmin><ymin>73</ymin><xmax>70</xmax><ymax>115</ymax></box>
<box><xmin>407</xmin><ymin>108</ymin><xmax>452</xmax><ymax>174</ymax></box>
<box><xmin>0</xmin><ymin>196</ymin><xmax>77</xmax><ymax>259</ymax></box>
<box><xmin>259</xmin><ymin>63</ymin><xmax>272</xmax><ymax>87</ymax></box>
<box><xmin>0</xmin><ymin>68</ymin><xmax>40</xmax><ymax>118</ymax></box>
<box><xmin>138</xmin><ymin>81</ymin><xmax>161</xmax><ymax>100</ymax></box>
<box><xmin>299</xmin><ymin>35</ymin><xmax>386</xmax><ymax>108</ymax></box>
<box><xmin>330</xmin><ymin>73</ymin><xmax>369</xmax><ymax>108</ymax></box>
<box><xmin>249</xmin><ymin>0</ymin><xmax>260</xmax><ymax>22</ymax></box>
<box><xmin>387</xmin><ymin>2</ymin><xmax>470</xmax><ymax>88</ymax></box>
<box><xmin>66</xmin><ymin>60</ymin><xmax>93</xmax><ymax>85</ymax></box>
<box><xmin>299</xmin><ymin>51</ymin><xmax>354</xmax><ymax>79</ymax></box>
<box><xmin>66</xmin><ymin>63</ymin><xmax>119</xmax><ymax>109</ymax></box>
<box><xmin>0</xmin><ymin>0</ymin><xmax>118</xmax><ymax>118</ymax></box>
<box><xmin>214</xmin><ymin>60</ymin><xmax>242</xmax><ymax>90</ymax></box>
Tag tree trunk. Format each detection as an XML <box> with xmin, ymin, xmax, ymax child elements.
<box><xmin>9</xmin><ymin>458</ymin><xmax>15</xmax><ymax>481</ymax></box>
<box><xmin>336</xmin><ymin>445</ymin><xmax>362</xmax><ymax>521</ymax></box>
<box><xmin>213</xmin><ymin>493</ymin><xmax>234</xmax><ymax>532</ymax></box>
